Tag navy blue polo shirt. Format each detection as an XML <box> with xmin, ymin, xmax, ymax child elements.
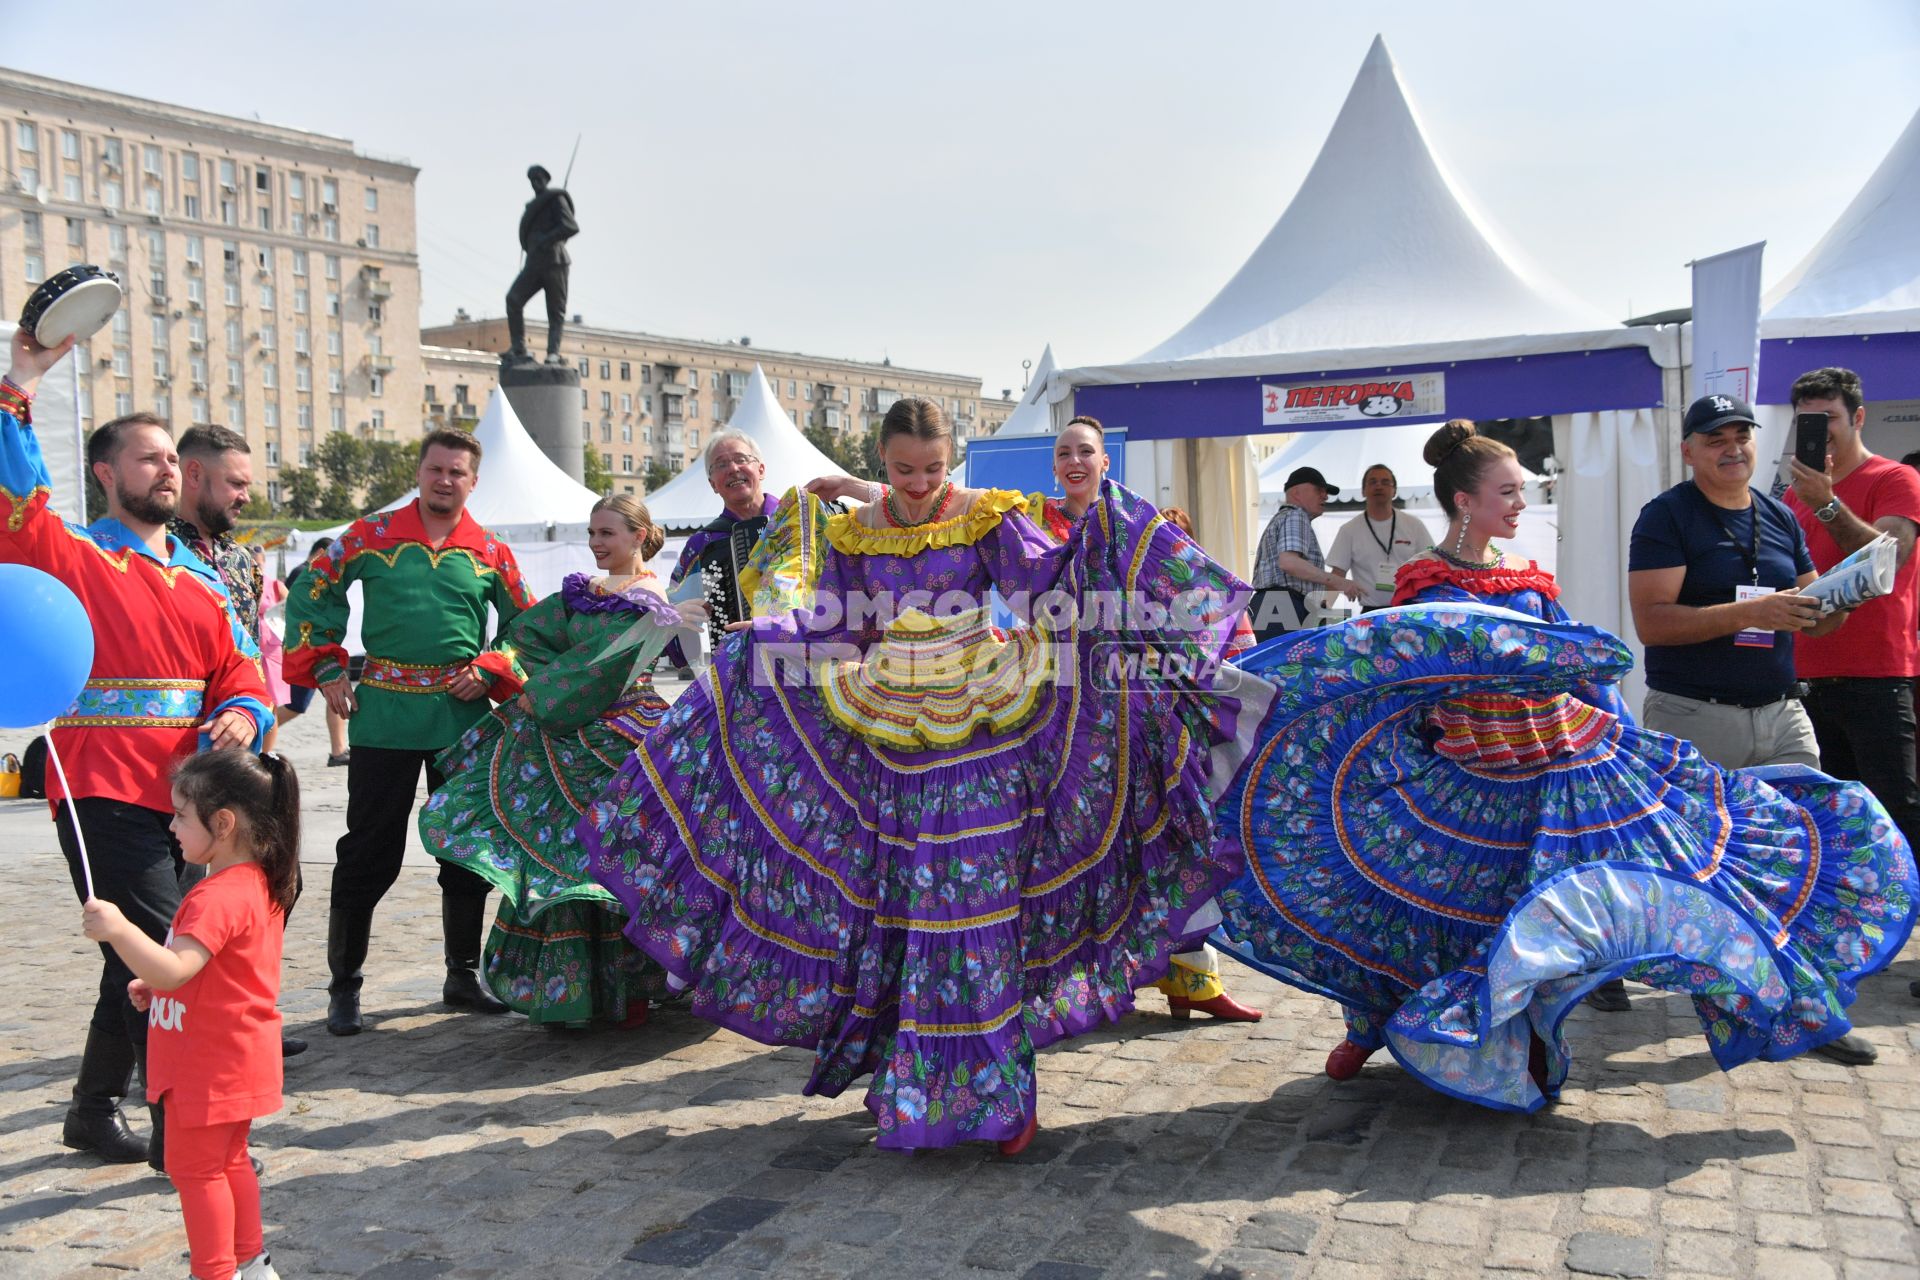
<box><xmin>1629</xmin><ymin>482</ymin><xmax>1814</xmax><ymax>702</ymax></box>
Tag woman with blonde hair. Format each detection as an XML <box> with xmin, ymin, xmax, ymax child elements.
<box><xmin>420</xmin><ymin>494</ymin><xmax>701</xmax><ymax>1029</ymax></box>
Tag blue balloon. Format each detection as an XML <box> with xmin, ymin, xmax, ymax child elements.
<box><xmin>0</xmin><ymin>564</ymin><xmax>95</xmax><ymax>729</ymax></box>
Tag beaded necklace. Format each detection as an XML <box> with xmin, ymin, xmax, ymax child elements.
<box><xmin>1430</xmin><ymin>542</ymin><xmax>1504</xmax><ymax>570</ymax></box>
<box><xmin>882</xmin><ymin>481</ymin><xmax>956</xmax><ymax>528</ymax></box>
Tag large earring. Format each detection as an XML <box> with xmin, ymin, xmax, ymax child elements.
<box><xmin>1453</xmin><ymin>512</ymin><xmax>1471</xmax><ymax>556</ymax></box>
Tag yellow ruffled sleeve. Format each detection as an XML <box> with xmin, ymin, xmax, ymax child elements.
<box><xmin>739</xmin><ymin>486</ymin><xmax>836</xmax><ymax>615</ymax></box>
<box><xmin>823</xmin><ymin>489</ymin><xmax>1029</xmax><ymax>558</ymax></box>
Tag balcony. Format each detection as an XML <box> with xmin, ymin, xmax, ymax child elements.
<box><xmin>367</xmin><ymin>354</ymin><xmax>395</xmax><ymax>374</ymax></box>
<box><xmin>365</xmin><ymin>276</ymin><xmax>392</xmax><ymax>301</ymax></box>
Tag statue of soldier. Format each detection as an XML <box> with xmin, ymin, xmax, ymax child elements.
<box><xmin>505</xmin><ymin>164</ymin><xmax>579</xmax><ymax>364</ymax></box>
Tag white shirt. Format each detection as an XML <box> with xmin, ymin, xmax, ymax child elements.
<box><xmin>1325</xmin><ymin>509</ymin><xmax>1436</xmax><ymax>608</ymax></box>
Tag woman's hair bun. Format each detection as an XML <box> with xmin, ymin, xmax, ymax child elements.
<box><xmin>1423</xmin><ymin>419</ymin><xmax>1478</xmax><ymax>468</ymax></box>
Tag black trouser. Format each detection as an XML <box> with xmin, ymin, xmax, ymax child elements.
<box><xmin>1247</xmin><ymin>588</ymin><xmax>1313</xmax><ymax>646</ymax></box>
<box><xmin>54</xmin><ymin>799</ymin><xmax>201</xmax><ymax>1110</ymax></box>
<box><xmin>1804</xmin><ymin>677</ymin><xmax>1920</xmax><ymax>853</ymax></box>
<box><xmin>332</xmin><ymin>746</ymin><xmax>487</xmax><ymax>916</ymax></box>
<box><xmin>505</xmin><ymin>259</ymin><xmax>568</xmax><ymax>357</ymax></box>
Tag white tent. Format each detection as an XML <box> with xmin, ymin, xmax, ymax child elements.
<box><xmin>1138</xmin><ymin>37</ymin><xmax>1611</xmax><ymax>364</ymax></box>
<box><xmin>1050</xmin><ymin>35</ymin><xmax>1680</xmax><ymax>703</ymax></box>
<box><xmin>644</xmin><ymin>363</ymin><xmax>851</xmax><ymax>531</ymax></box>
<box><xmin>992</xmin><ymin>345</ymin><xmax>1062</xmax><ymax>437</ymax></box>
<box><xmin>1751</xmin><ymin>103</ymin><xmax>1920</xmax><ymax>479</ymax></box>
<box><xmin>1763</xmin><ymin>104</ymin><xmax>1920</xmax><ymax>338</ymax></box>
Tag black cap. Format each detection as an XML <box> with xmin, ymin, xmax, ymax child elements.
<box><xmin>1283</xmin><ymin>466</ymin><xmax>1339</xmax><ymax>495</ymax></box>
<box><xmin>1683</xmin><ymin>393</ymin><xmax>1759</xmax><ymax>437</ymax></box>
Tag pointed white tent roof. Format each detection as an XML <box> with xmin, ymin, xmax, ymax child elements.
<box><xmin>375</xmin><ymin>387</ymin><xmax>601</xmax><ymax>534</ymax></box>
<box><xmin>992</xmin><ymin>345</ymin><xmax>1060</xmax><ymax>436</ymax></box>
<box><xmin>1137</xmin><ymin>36</ymin><xmax>1612</xmax><ymax>365</ymax></box>
<box><xmin>1763</xmin><ymin>103</ymin><xmax>1920</xmax><ymax>337</ymax></box>
<box><xmin>645</xmin><ymin>364</ymin><xmax>852</xmax><ymax>530</ymax></box>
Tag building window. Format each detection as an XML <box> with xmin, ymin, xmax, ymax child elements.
<box><xmin>370</xmin><ymin>410</ymin><xmax>384</xmax><ymax>434</ymax></box>
<box><xmin>190</xmin><ymin>397</ymin><xmax>208</xmax><ymax>424</ymax></box>
<box><xmin>622</xmin><ymin>454</ymin><xmax>634</xmax><ymax>472</ymax></box>
<box><xmin>289</xmin><ymin>174</ymin><xmax>303</xmax><ymax>201</ymax></box>
<box><xmin>327</xmin><ymin>367</ymin><xmax>341</xmax><ymax>393</ymax></box>
<box><xmin>326</xmin><ymin>329</ymin><xmax>341</xmax><ymax>356</ymax></box>
<box><xmin>259</xmin><ymin>284</ymin><xmax>274</xmax><ymax>310</ymax></box>
<box><xmin>294</xmin><ymin>328</ymin><xmax>309</xmax><ymax>354</ymax></box>
<box><xmin>324</xmin><ymin>255</ymin><xmax>339</xmax><ymax>280</ymax></box>
<box><xmin>218</xmin><ymin>158</ymin><xmax>235</xmax><ymax>189</ymax></box>
<box><xmin>22</xmin><ymin>254</ymin><xmax>43</xmax><ymax>284</ymax></box>
<box><xmin>256</xmin><ymin>206</ymin><xmax>270</xmax><ymax>231</ymax></box>
<box><xmin>67</xmin><ymin>174</ymin><xmax>84</xmax><ymax>203</ymax></box>
<box><xmin>292</xmin><ymin>250</ymin><xmax>307</xmax><ymax>276</ymax></box>
<box><xmin>15</xmin><ymin>122</ymin><xmax>35</xmax><ymax>151</ymax></box>
<box><xmin>321</xmin><ymin>178</ymin><xmax>337</xmax><ymax>209</ymax></box>
<box><xmin>364</xmin><ymin>186</ymin><xmax>377</xmax><ymax>212</ymax></box>
<box><xmin>254</xmin><ymin>168</ymin><xmax>269</xmax><ymax>192</ymax></box>
<box><xmin>223</xmin><ymin>279</ymin><xmax>239</xmax><ymax>307</ymax></box>
<box><xmin>330</xmin><ymin>406</ymin><xmax>345</xmax><ymax>431</ymax></box>
<box><xmin>369</xmin><ymin>372</ymin><xmax>383</xmax><ymax>397</ymax></box>
<box><xmin>576</xmin><ymin>357</ymin><xmax>589</xmax><ymax>377</ymax></box>
<box><xmin>60</xmin><ymin>129</ymin><xmax>78</xmax><ymax>160</ymax></box>
<box><xmin>260</xmin><ymin>324</ymin><xmax>276</xmax><ymax>351</ymax></box>
<box><xmin>619</xmin><ymin>361</ymin><xmax>631</xmax><ymax>381</ymax></box>
<box><xmin>267</xmin><ymin>480</ymin><xmax>281</xmax><ymax>504</ymax></box>
<box><xmin>322</xmin><ymin>218</ymin><xmax>338</xmax><ymax>241</ymax></box>
<box><xmin>225</xmin><ymin>318</ymin><xmax>241</xmax><ymax>347</ymax></box>
<box><xmin>64</xmin><ymin>216</ymin><xmax>83</xmax><ymax>246</ymax></box>
<box><xmin>262</xmin><ymin>363</ymin><xmax>277</xmax><ymax>390</ymax></box>
<box><xmin>641</xmin><ymin>365</ymin><xmax>651</xmax><ymax>383</ymax></box>
<box><xmin>600</xmin><ymin>452</ymin><xmax>612</xmax><ymax>471</ymax></box>
<box><xmin>620</xmin><ymin>393</ymin><xmax>631</xmax><ymax>413</ymax></box>
<box><xmin>621</xmin><ymin>422</ymin><xmax>632</xmax><ymax>442</ymax></box>
<box><xmin>294</xmin><ymin>288</ymin><xmax>308</xmax><ymax>314</ymax></box>
<box><xmin>188</xmin><ymin>316</ymin><xmax>205</xmax><ymax>344</ymax></box>
<box><xmin>296</xmin><ymin>403</ymin><xmax>311</xmax><ymax>429</ymax></box>
<box><xmin>297</xmin><ymin>442</ymin><xmax>312</xmax><ymax>466</ymax></box>
<box><xmin>263</xmin><ymin>401</ymin><xmax>278</xmax><ymax>427</ymax></box>
<box><xmin>295</xmin><ymin>365</ymin><xmax>310</xmax><ymax>391</ymax></box>
<box><xmin>226</xmin><ymin>359</ymin><xmax>241</xmax><ymax>388</ymax></box>
<box><xmin>600</xmin><ymin>391</ymin><xmax>612</xmax><ymax>411</ymax></box>
<box><xmin>600</xmin><ymin>422</ymin><xmax>612</xmax><ymax>443</ymax></box>
<box><xmin>264</xmin><ymin>440</ymin><xmax>281</xmax><ymax>467</ymax></box>
<box><xmin>326</xmin><ymin>293</ymin><xmax>340</xmax><ymax>318</ymax></box>
<box><xmin>115</xmin><ymin>392</ymin><xmax>133</xmax><ymax>416</ymax></box>
<box><xmin>599</xmin><ymin>360</ymin><xmax>611</xmax><ymax>380</ymax></box>
<box><xmin>365</xmin><ymin>224</ymin><xmax>379</xmax><ymax>248</ymax></box>
<box><xmin>186</xmin><ymin>277</ymin><xmax>203</xmax><ymax>305</ymax></box>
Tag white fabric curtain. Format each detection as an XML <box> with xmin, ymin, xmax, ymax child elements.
<box><xmin>1553</xmin><ymin>408</ymin><xmax>1668</xmax><ymax>712</ymax></box>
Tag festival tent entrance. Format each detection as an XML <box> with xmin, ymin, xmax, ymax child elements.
<box><xmin>1753</xmin><ymin>103</ymin><xmax>1920</xmax><ymax>480</ymax></box>
<box><xmin>1044</xmin><ymin>34</ymin><xmax>1681</xmax><ymax>698</ymax></box>
<box><xmin>643</xmin><ymin>363</ymin><xmax>851</xmax><ymax>531</ymax></box>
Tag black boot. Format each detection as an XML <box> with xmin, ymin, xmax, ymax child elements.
<box><xmin>441</xmin><ymin>894</ymin><xmax>508</xmax><ymax>1015</ymax></box>
<box><xmin>326</xmin><ymin>905</ymin><xmax>373</xmax><ymax>1037</ymax></box>
<box><xmin>1585</xmin><ymin>978</ymin><xmax>1631</xmax><ymax>1013</ymax></box>
<box><xmin>61</xmin><ymin>1027</ymin><xmax>148</xmax><ymax>1164</ymax></box>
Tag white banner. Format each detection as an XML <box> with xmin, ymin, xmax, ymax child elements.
<box><xmin>1689</xmin><ymin>242</ymin><xmax>1765</xmax><ymax>404</ymax></box>
<box><xmin>1260</xmin><ymin>371</ymin><xmax>1445</xmax><ymax>428</ymax></box>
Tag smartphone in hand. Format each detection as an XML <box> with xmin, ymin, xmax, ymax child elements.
<box><xmin>1795</xmin><ymin>412</ymin><xmax>1830</xmax><ymax>471</ymax></box>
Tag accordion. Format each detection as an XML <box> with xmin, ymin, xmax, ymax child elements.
<box><xmin>691</xmin><ymin>513</ymin><xmax>771</xmax><ymax>648</ymax></box>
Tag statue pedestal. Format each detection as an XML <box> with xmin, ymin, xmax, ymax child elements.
<box><xmin>498</xmin><ymin>360</ymin><xmax>584</xmax><ymax>484</ymax></box>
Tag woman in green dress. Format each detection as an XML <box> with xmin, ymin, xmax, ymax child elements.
<box><xmin>421</xmin><ymin>495</ymin><xmax>699</xmax><ymax>1027</ymax></box>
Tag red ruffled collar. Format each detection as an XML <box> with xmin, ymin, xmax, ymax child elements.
<box><xmin>1391</xmin><ymin>556</ymin><xmax>1560</xmax><ymax>606</ymax></box>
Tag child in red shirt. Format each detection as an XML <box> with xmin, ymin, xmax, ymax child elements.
<box><xmin>82</xmin><ymin>751</ymin><xmax>299</xmax><ymax>1280</ymax></box>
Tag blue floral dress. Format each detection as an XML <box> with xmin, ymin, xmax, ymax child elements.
<box><xmin>1212</xmin><ymin>557</ymin><xmax>1918</xmax><ymax>1111</ymax></box>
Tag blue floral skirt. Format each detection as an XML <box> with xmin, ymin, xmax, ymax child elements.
<box><xmin>1213</xmin><ymin>603</ymin><xmax>1917</xmax><ymax>1111</ymax></box>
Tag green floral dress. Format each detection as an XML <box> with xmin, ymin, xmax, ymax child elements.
<box><xmin>420</xmin><ymin>572</ymin><xmax>682</xmax><ymax>1024</ymax></box>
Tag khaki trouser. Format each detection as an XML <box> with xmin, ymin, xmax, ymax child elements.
<box><xmin>1641</xmin><ymin>689</ymin><xmax>1820</xmax><ymax>771</ymax></box>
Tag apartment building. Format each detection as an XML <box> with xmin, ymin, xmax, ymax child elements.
<box><xmin>0</xmin><ymin>68</ymin><xmax>420</xmax><ymax>509</ymax></box>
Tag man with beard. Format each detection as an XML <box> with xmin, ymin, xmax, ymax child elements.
<box><xmin>285</xmin><ymin>429</ymin><xmax>535</xmax><ymax>1036</ymax></box>
<box><xmin>170</xmin><ymin>425</ymin><xmax>311</xmax><ymax>1060</ymax></box>
<box><xmin>0</xmin><ymin>330</ymin><xmax>270</xmax><ymax>1167</ymax></box>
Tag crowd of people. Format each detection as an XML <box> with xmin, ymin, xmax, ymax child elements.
<box><xmin>5</xmin><ymin>316</ymin><xmax>1917</xmax><ymax>1278</ymax></box>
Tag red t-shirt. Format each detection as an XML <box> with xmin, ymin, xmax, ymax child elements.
<box><xmin>147</xmin><ymin>862</ymin><xmax>284</xmax><ymax>1127</ymax></box>
<box><xmin>1786</xmin><ymin>454</ymin><xmax>1920</xmax><ymax>680</ymax></box>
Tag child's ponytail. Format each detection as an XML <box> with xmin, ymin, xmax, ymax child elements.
<box><xmin>255</xmin><ymin>752</ymin><xmax>302</xmax><ymax>914</ymax></box>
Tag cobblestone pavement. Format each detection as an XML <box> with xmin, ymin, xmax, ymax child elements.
<box><xmin>3</xmin><ymin>711</ymin><xmax>1920</xmax><ymax>1278</ymax></box>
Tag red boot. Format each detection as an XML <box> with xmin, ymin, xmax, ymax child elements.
<box><xmin>1167</xmin><ymin>992</ymin><xmax>1264</xmax><ymax>1023</ymax></box>
<box><xmin>620</xmin><ymin>1002</ymin><xmax>652</xmax><ymax>1031</ymax></box>
<box><xmin>1325</xmin><ymin>1039</ymin><xmax>1377</xmax><ymax>1081</ymax></box>
<box><xmin>997</xmin><ymin>1111</ymin><xmax>1038</xmax><ymax>1157</ymax></box>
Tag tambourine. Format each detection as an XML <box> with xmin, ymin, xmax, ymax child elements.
<box><xmin>19</xmin><ymin>264</ymin><xmax>123</xmax><ymax>347</ymax></box>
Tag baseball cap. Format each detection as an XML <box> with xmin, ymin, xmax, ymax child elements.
<box><xmin>1683</xmin><ymin>393</ymin><xmax>1759</xmax><ymax>437</ymax></box>
<box><xmin>1284</xmin><ymin>466</ymin><xmax>1339</xmax><ymax>494</ymax></box>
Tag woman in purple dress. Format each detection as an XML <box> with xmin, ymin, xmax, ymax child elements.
<box><xmin>581</xmin><ymin>397</ymin><xmax>1251</xmax><ymax>1153</ymax></box>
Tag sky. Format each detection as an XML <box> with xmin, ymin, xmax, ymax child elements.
<box><xmin>9</xmin><ymin>2</ymin><xmax>1917</xmax><ymax>397</ymax></box>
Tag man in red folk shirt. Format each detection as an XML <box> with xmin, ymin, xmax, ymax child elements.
<box><xmin>1784</xmin><ymin>367</ymin><xmax>1920</xmax><ymax>1049</ymax></box>
<box><xmin>0</xmin><ymin>331</ymin><xmax>270</xmax><ymax>1167</ymax></box>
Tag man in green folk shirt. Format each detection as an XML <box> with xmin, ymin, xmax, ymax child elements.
<box><xmin>286</xmin><ymin>429</ymin><xmax>536</xmax><ymax>1036</ymax></box>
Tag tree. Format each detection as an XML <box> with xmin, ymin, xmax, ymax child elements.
<box><xmin>363</xmin><ymin>440</ymin><xmax>417</xmax><ymax>510</ymax></box>
<box><xmin>319</xmin><ymin>482</ymin><xmax>361</xmax><ymax>521</ymax></box>
<box><xmin>314</xmin><ymin>433</ymin><xmax>368</xmax><ymax>497</ymax></box>
<box><xmin>805</xmin><ymin>423</ymin><xmax>879</xmax><ymax>481</ymax></box>
<box><xmin>644</xmin><ymin>459</ymin><xmax>672</xmax><ymax>493</ymax></box>
<box><xmin>283</xmin><ymin>468</ymin><xmax>325</xmax><ymax>520</ymax></box>
<box><xmin>583</xmin><ymin>445</ymin><xmax>614</xmax><ymax>494</ymax></box>
<box><xmin>241</xmin><ymin>487</ymin><xmax>274</xmax><ymax>519</ymax></box>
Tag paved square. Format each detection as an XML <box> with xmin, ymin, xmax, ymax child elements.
<box><xmin>3</xmin><ymin>709</ymin><xmax>1917</xmax><ymax>1278</ymax></box>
